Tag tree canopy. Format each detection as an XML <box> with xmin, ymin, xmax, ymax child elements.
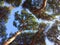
<box><xmin>0</xmin><ymin>0</ymin><xmax>60</xmax><ymax>45</ymax></box>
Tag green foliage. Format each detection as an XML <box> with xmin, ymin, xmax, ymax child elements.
<box><xmin>14</xmin><ymin>10</ymin><xmax>38</xmax><ymax>30</ymax></box>
<box><xmin>0</xmin><ymin>1</ymin><xmax>4</xmax><ymax>6</ymax></box>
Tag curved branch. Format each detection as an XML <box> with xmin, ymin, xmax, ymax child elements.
<box><xmin>3</xmin><ymin>30</ymin><xmax>22</xmax><ymax>45</ymax></box>
<box><xmin>30</xmin><ymin>0</ymin><xmax>47</xmax><ymax>14</ymax></box>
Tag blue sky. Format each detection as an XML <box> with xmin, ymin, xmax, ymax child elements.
<box><xmin>5</xmin><ymin>5</ymin><xmax>23</xmax><ymax>37</ymax></box>
<box><xmin>4</xmin><ymin>0</ymin><xmax>25</xmax><ymax>36</ymax></box>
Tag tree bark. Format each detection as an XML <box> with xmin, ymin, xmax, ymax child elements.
<box><xmin>3</xmin><ymin>30</ymin><xmax>22</xmax><ymax>45</ymax></box>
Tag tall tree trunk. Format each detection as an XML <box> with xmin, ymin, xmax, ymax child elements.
<box><xmin>3</xmin><ymin>30</ymin><xmax>22</xmax><ymax>45</ymax></box>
